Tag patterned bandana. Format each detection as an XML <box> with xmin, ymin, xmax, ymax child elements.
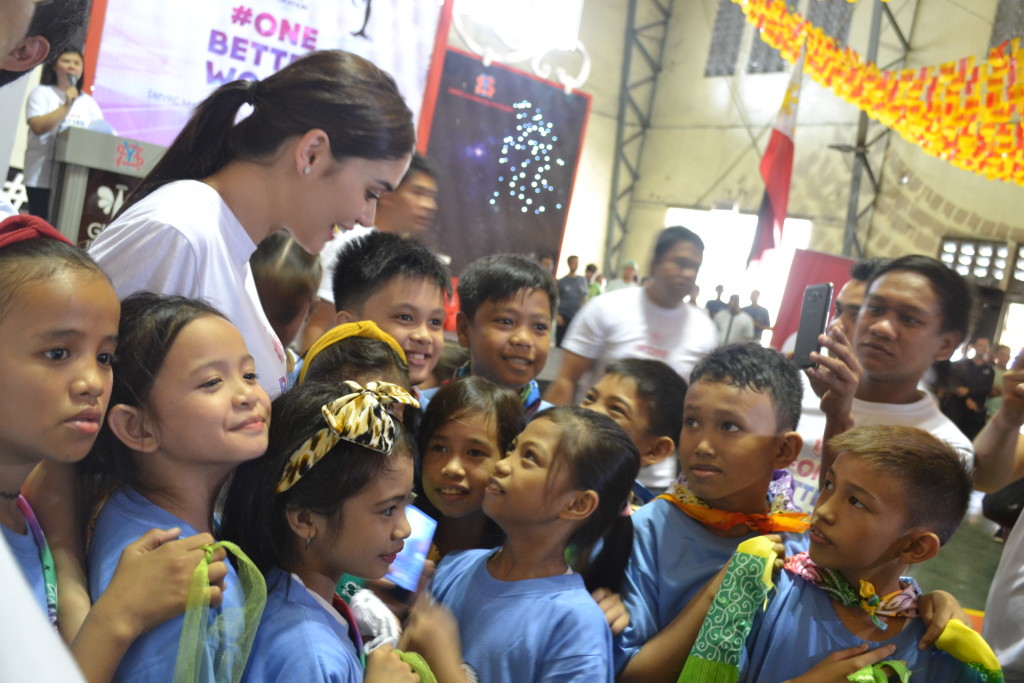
<box><xmin>784</xmin><ymin>552</ymin><xmax>920</xmax><ymax>631</ymax></box>
<box><xmin>276</xmin><ymin>381</ymin><xmax>420</xmax><ymax>494</ymax></box>
<box><xmin>298</xmin><ymin>321</ymin><xmax>407</xmax><ymax>384</ymax></box>
<box><xmin>657</xmin><ymin>469</ymin><xmax>809</xmax><ymax>534</ymax></box>
<box><xmin>454</xmin><ymin>362</ymin><xmax>544</xmax><ymax>417</ymax></box>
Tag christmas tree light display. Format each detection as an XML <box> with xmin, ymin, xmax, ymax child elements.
<box><xmin>491</xmin><ymin>100</ymin><xmax>566</xmax><ymax>215</ymax></box>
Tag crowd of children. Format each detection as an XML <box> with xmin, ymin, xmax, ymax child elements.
<box><xmin>0</xmin><ymin>47</ymin><xmax>1016</xmax><ymax>683</ymax></box>
<box><xmin>3</xmin><ymin>205</ymin><xmax>1013</xmax><ymax>682</ymax></box>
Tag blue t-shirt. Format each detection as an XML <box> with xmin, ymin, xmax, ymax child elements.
<box><xmin>88</xmin><ymin>487</ymin><xmax>248</xmax><ymax>681</ymax></box>
<box><xmin>1</xmin><ymin>521</ymin><xmax>47</xmax><ymax>616</ymax></box>
<box><xmin>616</xmin><ymin>498</ymin><xmax>808</xmax><ymax>672</ymax></box>
<box><xmin>432</xmin><ymin>548</ymin><xmax>613</xmax><ymax>683</ymax></box>
<box><xmin>242</xmin><ymin>569</ymin><xmax>362</xmax><ymax>682</ymax></box>
<box><xmin>741</xmin><ymin>571</ymin><xmax>984</xmax><ymax>682</ymax></box>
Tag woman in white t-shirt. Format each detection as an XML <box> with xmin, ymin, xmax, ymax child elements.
<box><xmin>24</xmin><ymin>48</ymin><xmax>105</xmax><ymax>220</ymax></box>
<box><xmin>89</xmin><ymin>50</ymin><xmax>415</xmax><ymax>398</ymax></box>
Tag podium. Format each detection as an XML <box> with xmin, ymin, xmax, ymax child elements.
<box><xmin>51</xmin><ymin>128</ymin><xmax>166</xmax><ymax>244</ymax></box>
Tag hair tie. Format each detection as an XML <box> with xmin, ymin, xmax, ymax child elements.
<box><xmin>276</xmin><ymin>381</ymin><xmax>420</xmax><ymax>494</ymax></box>
<box><xmin>298</xmin><ymin>321</ymin><xmax>407</xmax><ymax>384</ymax></box>
<box><xmin>243</xmin><ymin>79</ymin><xmax>260</xmax><ymax>106</ymax></box>
<box><xmin>0</xmin><ymin>215</ymin><xmax>73</xmax><ymax>248</ymax></box>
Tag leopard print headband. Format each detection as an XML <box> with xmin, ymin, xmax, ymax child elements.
<box><xmin>275</xmin><ymin>380</ymin><xmax>420</xmax><ymax>494</ymax></box>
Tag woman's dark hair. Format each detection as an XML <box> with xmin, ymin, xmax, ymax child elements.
<box><xmin>536</xmin><ymin>407</ymin><xmax>640</xmax><ymax>592</ymax></box>
<box><xmin>415</xmin><ymin>377</ymin><xmax>525</xmax><ymax>547</ymax></box>
<box><xmin>87</xmin><ymin>293</ymin><xmax>225</xmax><ymax>487</ymax></box>
<box><xmin>40</xmin><ymin>47</ymin><xmax>84</xmax><ymax>86</ymax></box>
<box><xmin>302</xmin><ymin>336</ymin><xmax>410</xmax><ymax>388</ymax></box>
<box><xmin>221</xmin><ymin>381</ymin><xmax>414</xmax><ymax>574</ymax></box>
<box><xmin>117</xmin><ymin>49</ymin><xmax>415</xmax><ymax>217</ymax></box>
<box><xmin>0</xmin><ymin>236</ymin><xmax>105</xmax><ymax>317</ymax></box>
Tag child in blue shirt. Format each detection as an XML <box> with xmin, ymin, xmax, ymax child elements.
<box><xmin>692</xmin><ymin>425</ymin><xmax>998</xmax><ymax>682</ymax></box>
<box><xmin>617</xmin><ymin>343</ymin><xmax>810</xmax><ymax>680</ymax></box>
<box><xmin>222</xmin><ymin>380</ymin><xmax>422</xmax><ymax>682</ymax></box>
<box><xmin>424</xmin><ymin>254</ymin><xmax>558</xmax><ymax>416</ymax></box>
<box><xmin>403</xmin><ymin>407</ymin><xmax>641</xmax><ymax>682</ymax></box>
<box><xmin>87</xmin><ymin>292</ymin><xmax>272</xmax><ymax>682</ymax></box>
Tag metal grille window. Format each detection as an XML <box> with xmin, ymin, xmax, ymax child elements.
<box><xmin>704</xmin><ymin>0</ymin><xmax>746</xmax><ymax>77</ymax></box>
<box><xmin>991</xmin><ymin>0</ymin><xmax>1024</xmax><ymax>49</ymax></box>
<box><xmin>747</xmin><ymin>32</ymin><xmax>787</xmax><ymax>74</ymax></box>
<box><xmin>940</xmin><ymin>238</ymin><xmax>1008</xmax><ymax>290</ymax></box>
<box><xmin>806</xmin><ymin>0</ymin><xmax>855</xmax><ymax>46</ymax></box>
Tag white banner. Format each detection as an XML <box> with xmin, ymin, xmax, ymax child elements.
<box><xmin>90</xmin><ymin>0</ymin><xmax>444</xmax><ymax>145</ymax></box>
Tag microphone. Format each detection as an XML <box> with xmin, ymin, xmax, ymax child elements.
<box><xmin>68</xmin><ymin>74</ymin><xmax>78</xmax><ymax>89</ymax></box>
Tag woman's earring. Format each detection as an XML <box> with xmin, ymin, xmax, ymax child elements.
<box><xmin>303</xmin><ymin>166</ymin><xmax>311</xmax><ymax>175</ymax></box>
<box><xmin>305</xmin><ymin>535</ymin><xmax>313</xmax><ymax>551</ymax></box>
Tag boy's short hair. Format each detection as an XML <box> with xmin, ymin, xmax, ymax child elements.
<box><xmin>457</xmin><ymin>254</ymin><xmax>558</xmax><ymax>322</ymax></box>
<box><xmin>331</xmin><ymin>231</ymin><xmax>451</xmax><ymax>313</ymax></box>
<box><xmin>603</xmin><ymin>358</ymin><xmax>687</xmax><ymax>442</ymax></box>
<box><xmin>828</xmin><ymin>425</ymin><xmax>971</xmax><ymax>544</ymax></box>
<box><xmin>689</xmin><ymin>343</ymin><xmax>802</xmax><ymax>432</ymax></box>
<box><xmin>0</xmin><ymin>0</ymin><xmax>89</xmax><ymax>87</ymax></box>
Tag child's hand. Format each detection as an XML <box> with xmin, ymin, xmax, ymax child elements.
<box><xmin>365</xmin><ymin>644</ymin><xmax>420</xmax><ymax>683</ymax></box>
<box><xmin>785</xmin><ymin>643</ymin><xmax>899</xmax><ymax>683</ymax></box>
<box><xmin>95</xmin><ymin>528</ymin><xmax>226</xmax><ymax>637</ymax></box>
<box><xmin>591</xmin><ymin>588</ymin><xmax>630</xmax><ymax>635</ymax></box>
<box><xmin>761</xmin><ymin>533</ymin><xmax>787</xmax><ymax>571</ymax></box>
<box><xmin>917</xmin><ymin>590</ymin><xmax>970</xmax><ymax>649</ymax></box>
<box><xmin>806</xmin><ymin>326</ymin><xmax>862</xmax><ymax>422</ymax></box>
<box><xmin>400</xmin><ymin>596</ymin><xmax>462</xmax><ymax>660</ymax></box>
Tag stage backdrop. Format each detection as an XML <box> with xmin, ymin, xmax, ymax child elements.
<box><xmin>84</xmin><ymin>0</ymin><xmax>448</xmax><ymax>146</ymax></box>
<box><xmin>422</xmin><ymin>48</ymin><xmax>590</xmax><ymax>274</ymax></box>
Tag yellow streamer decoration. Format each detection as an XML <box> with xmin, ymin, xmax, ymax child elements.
<box><xmin>733</xmin><ymin>0</ymin><xmax>1024</xmax><ymax>185</ymax></box>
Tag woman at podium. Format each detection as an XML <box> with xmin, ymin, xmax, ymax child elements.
<box><xmin>24</xmin><ymin>47</ymin><xmax>105</xmax><ymax>221</ymax></box>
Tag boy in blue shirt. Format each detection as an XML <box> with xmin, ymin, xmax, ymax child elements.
<box><xmin>425</xmin><ymin>254</ymin><xmax>557</xmax><ymax>416</ymax></box>
<box><xmin>617</xmin><ymin>343</ymin><xmax>810</xmax><ymax>680</ymax></box>
<box><xmin>687</xmin><ymin>425</ymin><xmax>999</xmax><ymax>682</ymax></box>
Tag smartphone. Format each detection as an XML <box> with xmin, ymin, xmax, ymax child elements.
<box><xmin>384</xmin><ymin>504</ymin><xmax>438</xmax><ymax>592</ymax></box>
<box><xmin>792</xmin><ymin>283</ymin><xmax>834</xmax><ymax>369</ymax></box>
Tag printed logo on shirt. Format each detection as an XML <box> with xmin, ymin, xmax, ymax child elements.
<box><xmin>635</xmin><ymin>343</ymin><xmax>668</xmax><ymax>359</ymax></box>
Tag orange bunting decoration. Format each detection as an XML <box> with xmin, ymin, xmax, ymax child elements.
<box><xmin>733</xmin><ymin>0</ymin><xmax>1024</xmax><ymax>185</ymax></box>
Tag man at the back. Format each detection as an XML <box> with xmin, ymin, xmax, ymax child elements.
<box><xmin>743</xmin><ymin>289</ymin><xmax>772</xmax><ymax>343</ymax></box>
<box><xmin>556</xmin><ymin>254</ymin><xmax>588</xmax><ymax>347</ymax></box>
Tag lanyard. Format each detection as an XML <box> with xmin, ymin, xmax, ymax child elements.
<box><xmin>17</xmin><ymin>495</ymin><xmax>58</xmax><ymax>628</ymax></box>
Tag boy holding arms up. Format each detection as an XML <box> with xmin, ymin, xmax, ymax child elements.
<box><xmin>617</xmin><ymin>344</ymin><xmax>810</xmax><ymax>680</ymax></box>
<box><xmin>427</xmin><ymin>254</ymin><xmax>557</xmax><ymax>415</ymax></box>
<box><xmin>331</xmin><ymin>230</ymin><xmax>450</xmax><ymax>388</ymax></box>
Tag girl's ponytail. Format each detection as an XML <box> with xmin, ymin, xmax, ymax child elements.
<box><xmin>581</xmin><ymin>513</ymin><xmax>634</xmax><ymax>594</ymax></box>
<box><xmin>117</xmin><ymin>50</ymin><xmax>414</xmax><ymax>218</ymax></box>
<box><xmin>536</xmin><ymin>407</ymin><xmax>640</xmax><ymax>592</ymax></box>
